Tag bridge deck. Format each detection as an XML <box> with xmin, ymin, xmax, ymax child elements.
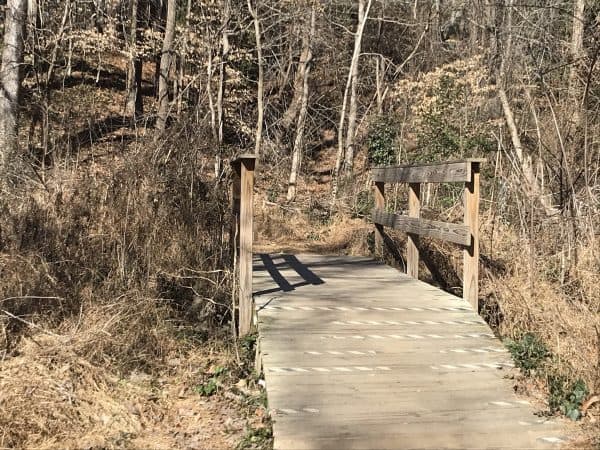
<box><xmin>253</xmin><ymin>254</ymin><xmax>568</xmax><ymax>450</ymax></box>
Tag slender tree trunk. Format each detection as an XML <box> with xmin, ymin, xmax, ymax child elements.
<box><xmin>126</xmin><ymin>0</ymin><xmax>143</xmax><ymax>120</ymax></box>
<box><xmin>495</xmin><ymin>1</ymin><xmax>557</xmax><ymax>216</ymax></box>
<box><xmin>287</xmin><ymin>6</ymin><xmax>316</xmax><ymax>202</ymax></box>
<box><xmin>278</xmin><ymin>38</ymin><xmax>294</xmax><ymax>99</ymax></box>
<box><xmin>568</xmin><ymin>0</ymin><xmax>585</xmax><ymax>126</ymax></box>
<box><xmin>177</xmin><ymin>0</ymin><xmax>192</xmax><ymax>115</ymax></box>
<box><xmin>499</xmin><ymin>88</ymin><xmax>558</xmax><ymax>216</ymax></box>
<box><xmin>207</xmin><ymin>44</ymin><xmax>218</xmax><ymax>142</ymax></box>
<box><xmin>344</xmin><ymin>0</ymin><xmax>372</xmax><ymax>175</ymax></box>
<box><xmin>280</xmin><ymin>23</ymin><xmax>308</xmax><ymax>131</ymax></box>
<box><xmin>215</xmin><ymin>0</ymin><xmax>230</xmax><ymax>175</ymax></box>
<box><xmin>333</xmin><ymin>0</ymin><xmax>372</xmax><ymax>196</ymax></box>
<box><xmin>156</xmin><ymin>0</ymin><xmax>177</xmax><ymax>133</ymax></box>
<box><xmin>46</xmin><ymin>0</ymin><xmax>70</xmax><ymax>85</ymax></box>
<box><xmin>94</xmin><ymin>0</ymin><xmax>106</xmax><ymax>33</ymax></box>
<box><xmin>247</xmin><ymin>0</ymin><xmax>264</xmax><ymax>155</ymax></box>
<box><xmin>0</xmin><ymin>0</ymin><xmax>27</xmax><ymax>186</ymax></box>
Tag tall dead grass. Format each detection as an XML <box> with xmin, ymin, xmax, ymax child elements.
<box><xmin>0</xmin><ymin>128</ymin><xmax>235</xmax><ymax>447</ymax></box>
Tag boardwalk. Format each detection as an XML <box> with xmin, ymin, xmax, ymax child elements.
<box><xmin>253</xmin><ymin>253</ymin><xmax>568</xmax><ymax>450</ymax></box>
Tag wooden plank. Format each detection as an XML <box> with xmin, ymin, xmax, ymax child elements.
<box><xmin>372</xmin><ymin>160</ymin><xmax>474</xmax><ymax>183</ymax></box>
<box><xmin>407</xmin><ymin>183</ymin><xmax>420</xmax><ymax>278</ymax></box>
<box><xmin>463</xmin><ymin>162</ymin><xmax>480</xmax><ymax>310</ymax></box>
<box><xmin>372</xmin><ymin>208</ymin><xmax>471</xmax><ymax>246</ymax></box>
<box><xmin>238</xmin><ymin>157</ymin><xmax>255</xmax><ymax>336</ymax></box>
<box><xmin>374</xmin><ymin>181</ymin><xmax>385</xmax><ymax>257</ymax></box>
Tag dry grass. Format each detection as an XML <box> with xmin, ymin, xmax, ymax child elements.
<box><xmin>0</xmin><ymin>122</ymin><xmax>269</xmax><ymax>448</ymax></box>
<box><xmin>0</xmin><ymin>322</ymin><xmax>255</xmax><ymax>449</ymax></box>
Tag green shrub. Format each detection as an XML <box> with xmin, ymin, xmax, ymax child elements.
<box><xmin>367</xmin><ymin>116</ymin><xmax>398</xmax><ymax>166</ymax></box>
<box><xmin>196</xmin><ymin>366</ymin><xmax>228</xmax><ymax>397</ymax></box>
<box><xmin>548</xmin><ymin>376</ymin><xmax>588</xmax><ymax>420</ymax></box>
<box><xmin>505</xmin><ymin>333</ymin><xmax>550</xmax><ymax>375</ymax></box>
<box><xmin>352</xmin><ymin>189</ymin><xmax>374</xmax><ymax>219</ymax></box>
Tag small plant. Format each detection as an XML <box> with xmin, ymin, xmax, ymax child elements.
<box><xmin>305</xmin><ymin>200</ymin><xmax>331</xmax><ymax>225</ymax></box>
<box><xmin>505</xmin><ymin>333</ymin><xmax>550</xmax><ymax>375</ymax></box>
<box><xmin>367</xmin><ymin>116</ymin><xmax>398</xmax><ymax>166</ymax></box>
<box><xmin>196</xmin><ymin>366</ymin><xmax>228</xmax><ymax>397</ymax></box>
<box><xmin>267</xmin><ymin>186</ymin><xmax>278</xmax><ymax>203</ymax></box>
<box><xmin>237</xmin><ymin>425</ymin><xmax>273</xmax><ymax>449</ymax></box>
<box><xmin>352</xmin><ymin>189</ymin><xmax>373</xmax><ymax>219</ymax></box>
<box><xmin>548</xmin><ymin>376</ymin><xmax>588</xmax><ymax>421</ymax></box>
<box><xmin>306</xmin><ymin>231</ymin><xmax>321</xmax><ymax>241</ymax></box>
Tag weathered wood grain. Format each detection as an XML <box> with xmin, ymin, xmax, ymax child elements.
<box><xmin>372</xmin><ymin>160</ymin><xmax>478</xmax><ymax>183</ymax></box>
<box><xmin>463</xmin><ymin>161</ymin><xmax>480</xmax><ymax>309</ymax></box>
<box><xmin>253</xmin><ymin>254</ymin><xmax>569</xmax><ymax>450</ymax></box>
<box><xmin>233</xmin><ymin>155</ymin><xmax>257</xmax><ymax>336</ymax></box>
<box><xmin>374</xmin><ymin>181</ymin><xmax>385</xmax><ymax>257</ymax></box>
<box><xmin>407</xmin><ymin>182</ymin><xmax>420</xmax><ymax>278</ymax></box>
<box><xmin>372</xmin><ymin>208</ymin><xmax>471</xmax><ymax>246</ymax></box>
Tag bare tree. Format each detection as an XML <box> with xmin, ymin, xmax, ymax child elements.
<box><xmin>287</xmin><ymin>6</ymin><xmax>316</xmax><ymax>201</ymax></box>
<box><xmin>333</xmin><ymin>0</ymin><xmax>372</xmax><ymax>196</ymax></box>
<box><xmin>156</xmin><ymin>0</ymin><xmax>177</xmax><ymax>132</ymax></box>
<box><xmin>247</xmin><ymin>0</ymin><xmax>264</xmax><ymax>155</ymax></box>
<box><xmin>568</xmin><ymin>0</ymin><xmax>585</xmax><ymax>126</ymax></box>
<box><xmin>343</xmin><ymin>0</ymin><xmax>372</xmax><ymax>175</ymax></box>
<box><xmin>0</xmin><ymin>0</ymin><xmax>27</xmax><ymax>186</ymax></box>
<box><xmin>126</xmin><ymin>0</ymin><xmax>144</xmax><ymax>120</ymax></box>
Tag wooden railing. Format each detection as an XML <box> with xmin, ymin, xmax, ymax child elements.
<box><xmin>231</xmin><ymin>154</ymin><xmax>256</xmax><ymax>336</ymax></box>
<box><xmin>372</xmin><ymin>159</ymin><xmax>484</xmax><ymax>309</ymax></box>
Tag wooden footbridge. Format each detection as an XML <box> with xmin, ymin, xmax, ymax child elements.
<box><xmin>231</xmin><ymin>156</ymin><xmax>570</xmax><ymax>449</ymax></box>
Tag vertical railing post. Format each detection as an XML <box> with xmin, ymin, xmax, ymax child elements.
<box><xmin>463</xmin><ymin>162</ymin><xmax>480</xmax><ymax>310</ymax></box>
<box><xmin>231</xmin><ymin>154</ymin><xmax>256</xmax><ymax>337</ymax></box>
<box><xmin>230</xmin><ymin>162</ymin><xmax>241</xmax><ymax>265</ymax></box>
<box><xmin>374</xmin><ymin>181</ymin><xmax>385</xmax><ymax>257</ymax></box>
<box><xmin>407</xmin><ymin>183</ymin><xmax>421</xmax><ymax>278</ymax></box>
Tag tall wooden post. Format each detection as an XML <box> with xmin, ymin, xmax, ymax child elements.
<box><xmin>463</xmin><ymin>162</ymin><xmax>480</xmax><ymax>310</ymax></box>
<box><xmin>407</xmin><ymin>183</ymin><xmax>421</xmax><ymax>278</ymax></box>
<box><xmin>230</xmin><ymin>163</ymin><xmax>241</xmax><ymax>264</ymax></box>
<box><xmin>374</xmin><ymin>181</ymin><xmax>385</xmax><ymax>256</ymax></box>
<box><xmin>231</xmin><ymin>154</ymin><xmax>256</xmax><ymax>337</ymax></box>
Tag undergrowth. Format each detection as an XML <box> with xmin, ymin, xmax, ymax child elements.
<box><xmin>506</xmin><ymin>332</ymin><xmax>590</xmax><ymax>421</ymax></box>
<box><xmin>0</xmin><ymin>126</ymin><xmax>247</xmax><ymax>448</ymax></box>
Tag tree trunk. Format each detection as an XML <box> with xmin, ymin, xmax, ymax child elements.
<box><xmin>0</xmin><ymin>0</ymin><xmax>27</xmax><ymax>186</ymax></box>
<box><xmin>94</xmin><ymin>0</ymin><xmax>106</xmax><ymax>33</ymax></box>
<box><xmin>344</xmin><ymin>0</ymin><xmax>372</xmax><ymax>175</ymax></box>
<box><xmin>247</xmin><ymin>0</ymin><xmax>264</xmax><ymax>155</ymax></box>
<box><xmin>333</xmin><ymin>0</ymin><xmax>372</xmax><ymax>196</ymax></box>
<box><xmin>280</xmin><ymin>23</ymin><xmax>309</xmax><ymax>131</ymax></box>
<box><xmin>176</xmin><ymin>0</ymin><xmax>192</xmax><ymax>115</ymax></box>
<box><xmin>498</xmin><ymin>88</ymin><xmax>558</xmax><ymax>216</ymax></box>
<box><xmin>568</xmin><ymin>0</ymin><xmax>585</xmax><ymax>126</ymax></box>
<box><xmin>216</xmin><ymin>0</ymin><xmax>231</xmax><ymax>173</ymax></box>
<box><xmin>126</xmin><ymin>0</ymin><xmax>143</xmax><ymax>120</ymax></box>
<box><xmin>495</xmin><ymin>1</ymin><xmax>558</xmax><ymax>216</ymax></box>
<box><xmin>156</xmin><ymin>0</ymin><xmax>177</xmax><ymax>133</ymax></box>
<box><xmin>287</xmin><ymin>6</ymin><xmax>315</xmax><ymax>202</ymax></box>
